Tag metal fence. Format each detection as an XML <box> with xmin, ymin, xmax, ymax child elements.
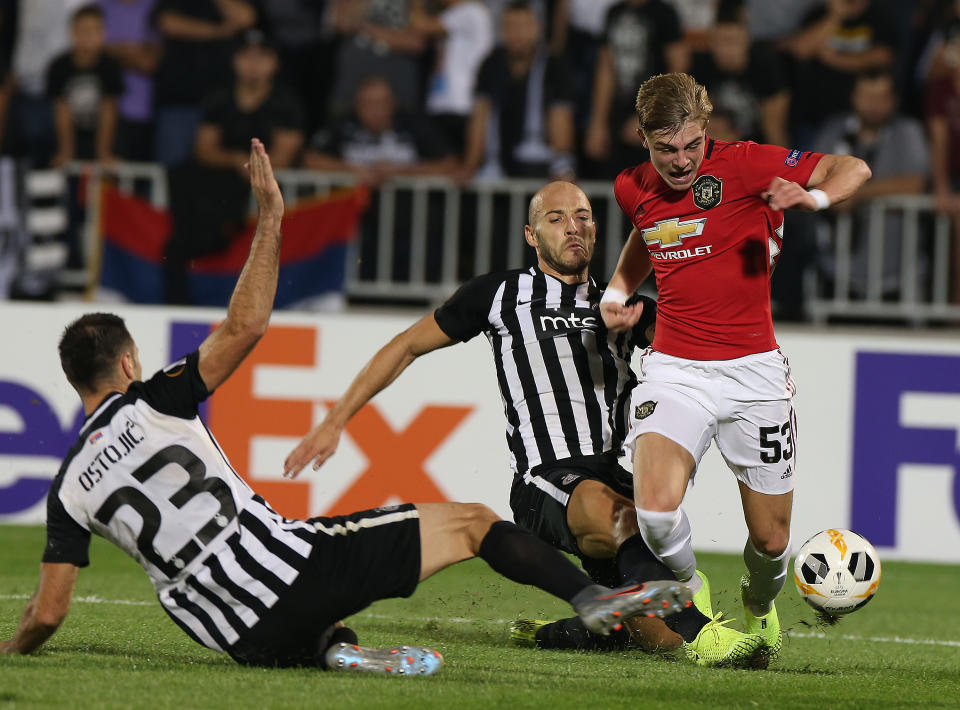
<box><xmin>806</xmin><ymin>195</ymin><xmax>960</xmax><ymax>325</ymax></box>
<box><xmin>52</xmin><ymin>163</ymin><xmax>960</xmax><ymax>324</ymax></box>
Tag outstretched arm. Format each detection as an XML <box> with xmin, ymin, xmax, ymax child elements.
<box><xmin>0</xmin><ymin>563</ymin><xmax>78</xmax><ymax>655</ymax></box>
<box><xmin>763</xmin><ymin>153</ymin><xmax>872</xmax><ymax>212</ymax></box>
<box><xmin>197</xmin><ymin>138</ymin><xmax>284</xmax><ymax>392</ymax></box>
<box><xmin>282</xmin><ymin>314</ymin><xmax>456</xmax><ymax>478</ymax></box>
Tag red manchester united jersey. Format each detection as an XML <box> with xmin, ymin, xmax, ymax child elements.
<box><xmin>615</xmin><ymin>139</ymin><xmax>823</xmax><ymax>360</ymax></box>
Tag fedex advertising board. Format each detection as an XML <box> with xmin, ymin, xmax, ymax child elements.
<box><xmin>0</xmin><ymin>303</ymin><xmax>958</xmax><ymax>562</ymax></box>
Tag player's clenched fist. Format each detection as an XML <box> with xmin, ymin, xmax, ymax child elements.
<box><xmin>600</xmin><ymin>300</ymin><xmax>643</xmax><ymax>334</ymax></box>
<box><xmin>762</xmin><ymin>177</ymin><xmax>819</xmax><ymax>212</ymax></box>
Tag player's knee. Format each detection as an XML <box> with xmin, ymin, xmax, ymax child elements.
<box><xmin>636</xmin><ymin>489</ymin><xmax>683</xmax><ymax>513</ymax></box>
<box><xmin>753</xmin><ymin>531</ymin><xmax>790</xmax><ymax>558</ymax></box>
<box><xmin>458</xmin><ymin>503</ymin><xmax>501</xmax><ymax>552</ymax></box>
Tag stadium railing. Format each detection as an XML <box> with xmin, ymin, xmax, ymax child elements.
<box><xmin>55</xmin><ymin>163</ymin><xmax>960</xmax><ymax>324</ymax></box>
<box><xmin>806</xmin><ymin>195</ymin><xmax>960</xmax><ymax>325</ymax></box>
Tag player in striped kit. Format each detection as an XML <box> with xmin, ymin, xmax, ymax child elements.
<box><xmin>283</xmin><ymin>180</ymin><xmax>760</xmax><ymax>661</ymax></box>
<box><xmin>600</xmin><ymin>72</ymin><xmax>872</xmax><ymax>666</ymax></box>
<box><xmin>0</xmin><ymin>139</ymin><xmax>691</xmax><ymax>675</ymax></box>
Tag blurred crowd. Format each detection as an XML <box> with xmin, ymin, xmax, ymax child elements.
<box><xmin>0</xmin><ymin>0</ymin><xmax>958</xmax><ymax>311</ymax></box>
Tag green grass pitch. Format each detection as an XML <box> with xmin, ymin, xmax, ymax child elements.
<box><xmin>1</xmin><ymin>525</ymin><xmax>958</xmax><ymax>709</ymax></box>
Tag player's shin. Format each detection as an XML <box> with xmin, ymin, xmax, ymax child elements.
<box><xmin>617</xmin><ymin>532</ymin><xmax>708</xmax><ymax>643</ymax></box>
<box><xmin>477</xmin><ymin>521</ymin><xmax>595</xmax><ymax>602</ymax></box>
<box><xmin>742</xmin><ymin>537</ymin><xmax>791</xmax><ymax>615</ymax></box>
<box><xmin>635</xmin><ymin>507</ymin><xmax>698</xmax><ymax>585</ymax></box>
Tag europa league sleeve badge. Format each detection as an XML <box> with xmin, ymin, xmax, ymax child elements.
<box><xmin>692</xmin><ymin>174</ymin><xmax>722</xmax><ymax>210</ymax></box>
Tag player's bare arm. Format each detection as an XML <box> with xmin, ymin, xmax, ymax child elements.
<box><xmin>282</xmin><ymin>314</ymin><xmax>456</xmax><ymax>478</ymax></box>
<box><xmin>197</xmin><ymin>138</ymin><xmax>284</xmax><ymax>392</ymax></box>
<box><xmin>0</xmin><ymin>563</ymin><xmax>78</xmax><ymax>654</ymax></box>
<box><xmin>600</xmin><ymin>228</ymin><xmax>653</xmax><ymax>333</ymax></box>
<box><xmin>762</xmin><ymin>154</ymin><xmax>871</xmax><ymax>212</ymax></box>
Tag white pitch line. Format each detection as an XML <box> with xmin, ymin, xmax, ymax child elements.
<box><xmin>0</xmin><ymin>593</ymin><xmax>152</xmax><ymax>607</ymax></box>
<box><xmin>3</xmin><ymin>595</ymin><xmax>959</xmax><ymax>650</ymax></box>
<box><xmin>787</xmin><ymin>630</ymin><xmax>960</xmax><ymax>649</ymax></box>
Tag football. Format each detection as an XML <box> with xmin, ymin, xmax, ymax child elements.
<box><xmin>793</xmin><ymin>529</ymin><xmax>882</xmax><ymax>614</ymax></box>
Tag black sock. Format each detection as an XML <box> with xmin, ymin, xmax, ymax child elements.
<box><xmin>478</xmin><ymin>521</ymin><xmax>594</xmax><ymax>602</ymax></box>
<box><xmin>534</xmin><ymin>616</ymin><xmax>633</xmax><ymax>651</ymax></box>
<box><xmin>616</xmin><ymin>533</ymin><xmax>709</xmax><ymax>643</ymax></box>
<box><xmin>616</xmin><ymin>533</ymin><xmax>674</xmax><ymax>583</ymax></box>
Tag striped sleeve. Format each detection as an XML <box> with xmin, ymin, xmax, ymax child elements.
<box><xmin>434</xmin><ymin>272</ymin><xmax>507</xmax><ymax>342</ymax></box>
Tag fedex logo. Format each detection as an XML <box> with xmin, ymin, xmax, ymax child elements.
<box><xmin>851</xmin><ymin>352</ymin><xmax>960</xmax><ymax>547</ymax></box>
<box><xmin>0</xmin><ymin>383</ymin><xmax>85</xmax><ymax>514</ymax></box>
<box><xmin>1</xmin><ymin>320</ymin><xmax>466</xmax><ymax>520</ymax></box>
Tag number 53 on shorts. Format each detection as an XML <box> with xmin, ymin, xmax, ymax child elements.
<box><xmin>759</xmin><ymin>421</ymin><xmax>793</xmax><ymax>464</ymax></box>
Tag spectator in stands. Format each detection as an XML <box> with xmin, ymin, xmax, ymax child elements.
<box><xmin>926</xmin><ymin>33</ymin><xmax>960</xmax><ymax>304</ymax></box>
<box><xmin>195</xmin><ymin>30</ymin><xmax>304</xmax><ymax>172</ymax></box>
<box><xmin>412</xmin><ymin>0</ymin><xmax>494</xmax><ymax>158</ymax></box>
<box><xmin>583</xmin><ymin>0</ymin><xmax>688</xmax><ymax>177</ymax></box>
<box><xmin>663</xmin><ymin>0</ymin><xmax>723</xmax><ymax>51</ymax></box>
<box><xmin>303</xmin><ymin>74</ymin><xmax>455</xmax><ymax>185</ymax></box>
<box><xmin>5</xmin><ymin>0</ymin><xmax>87</xmax><ymax>165</ymax></box>
<box><xmin>461</xmin><ymin>0</ymin><xmax>575</xmax><ymax>180</ymax></box>
<box><xmin>780</xmin><ymin>0</ymin><xmax>895</xmax><ymax>148</ymax></box>
<box><xmin>99</xmin><ymin>0</ymin><xmax>160</xmax><ymax>162</ymax></box>
<box><xmin>915</xmin><ymin>1</ymin><xmax>960</xmax><ymax>83</ymax></box>
<box><xmin>486</xmin><ymin>0</ymin><xmax>552</xmax><ymax>40</ymax></box>
<box><xmin>745</xmin><ymin>0</ymin><xmax>819</xmax><ymax>43</ymax></box>
<box><xmin>690</xmin><ymin>7</ymin><xmax>790</xmax><ymax>146</ymax></box>
<box><xmin>328</xmin><ymin>0</ymin><xmax>425</xmax><ymax>117</ymax></box>
<box><xmin>46</xmin><ymin>4</ymin><xmax>124</xmax><ymax>166</ymax></box>
<box><xmin>258</xmin><ymin>0</ymin><xmax>336</xmax><ymax>138</ymax></box>
<box><xmin>549</xmin><ymin>0</ymin><xmax>619</xmax><ymax>132</ymax></box>
<box><xmin>812</xmin><ymin>70</ymin><xmax>930</xmax><ymax>297</ymax></box>
<box><xmin>304</xmin><ymin>74</ymin><xmax>455</xmax><ymax>285</ymax></box>
<box><xmin>164</xmin><ymin>29</ymin><xmax>304</xmax><ymax>305</ymax></box>
<box><xmin>151</xmin><ymin>0</ymin><xmax>257</xmax><ymax>167</ymax></box>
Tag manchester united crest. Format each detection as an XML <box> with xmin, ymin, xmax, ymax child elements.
<box><xmin>692</xmin><ymin>174</ymin><xmax>722</xmax><ymax>210</ymax></box>
<box><xmin>635</xmin><ymin>401</ymin><xmax>657</xmax><ymax>420</ymax></box>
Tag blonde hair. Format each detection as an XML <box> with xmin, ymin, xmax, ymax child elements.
<box><xmin>635</xmin><ymin>73</ymin><xmax>713</xmax><ymax>136</ymax></box>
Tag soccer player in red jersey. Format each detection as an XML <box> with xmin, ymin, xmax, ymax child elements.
<box><xmin>599</xmin><ymin>72</ymin><xmax>871</xmax><ymax>667</ymax></box>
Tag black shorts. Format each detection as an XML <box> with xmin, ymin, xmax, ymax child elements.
<box><xmin>228</xmin><ymin>504</ymin><xmax>422</xmax><ymax>667</ymax></box>
<box><xmin>510</xmin><ymin>453</ymin><xmax>634</xmax><ymax>583</ymax></box>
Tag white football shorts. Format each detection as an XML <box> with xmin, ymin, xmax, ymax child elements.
<box><xmin>624</xmin><ymin>348</ymin><xmax>798</xmax><ymax>495</ymax></box>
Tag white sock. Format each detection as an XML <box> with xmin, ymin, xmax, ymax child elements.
<box><xmin>742</xmin><ymin>537</ymin><xmax>791</xmax><ymax>616</ymax></box>
<box><xmin>635</xmin><ymin>507</ymin><xmax>698</xmax><ymax>586</ymax></box>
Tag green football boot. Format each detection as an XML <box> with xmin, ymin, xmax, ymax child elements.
<box><xmin>509</xmin><ymin>619</ymin><xmax>552</xmax><ymax>647</ymax></box>
<box><xmin>740</xmin><ymin>575</ymin><xmax>783</xmax><ymax>663</ymax></box>
<box><xmin>691</xmin><ymin>569</ymin><xmax>713</xmax><ymax>618</ymax></box>
<box><xmin>682</xmin><ymin>612</ymin><xmax>766</xmax><ymax>668</ymax></box>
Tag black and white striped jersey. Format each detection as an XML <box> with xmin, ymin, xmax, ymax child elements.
<box><xmin>434</xmin><ymin>266</ymin><xmax>655</xmax><ymax>475</ymax></box>
<box><xmin>42</xmin><ymin>351</ymin><xmax>320</xmax><ymax>654</ymax></box>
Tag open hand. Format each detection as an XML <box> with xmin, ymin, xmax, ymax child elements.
<box><xmin>283</xmin><ymin>420</ymin><xmax>342</xmax><ymax>479</ymax></box>
<box><xmin>246</xmin><ymin>138</ymin><xmax>284</xmax><ymax>220</ymax></box>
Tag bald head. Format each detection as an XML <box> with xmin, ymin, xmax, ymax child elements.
<box><xmin>527</xmin><ymin>181</ymin><xmax>589</xmax><ymax>226</ymax></box>
<box><xmin>524</xmin><ymin>181</ymin><xmax>596</xmax><ymax>283</ymax></box>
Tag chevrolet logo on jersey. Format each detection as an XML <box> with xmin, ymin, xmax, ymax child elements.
<box><xmin>641</xmin><ymin>217</ymin><xmax>706</xmax><ymax>248</ymax></box>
